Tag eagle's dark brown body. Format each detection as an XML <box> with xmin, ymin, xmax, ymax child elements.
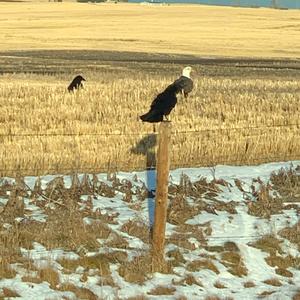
<box><xmin>140</xmin><ymin>74</ymin><xmax>193</xmax><ymax>123</ymax></box>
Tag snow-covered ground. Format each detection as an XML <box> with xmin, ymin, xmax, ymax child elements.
<box><xmin>0</xmin><ymin>161</ymin><xmax>299</xmax><ymax>300</ymax></box>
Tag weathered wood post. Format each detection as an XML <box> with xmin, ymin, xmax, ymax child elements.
<box><xmin>152</xmin><ymin>121</ymin><xmax>172</xmax><ymax>259</ymax></box>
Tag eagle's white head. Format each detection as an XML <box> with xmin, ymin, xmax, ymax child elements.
<box><xmin>182</xmin><ymin>66</ymin><xmax>192</xmax><ymax>78</ymax></box>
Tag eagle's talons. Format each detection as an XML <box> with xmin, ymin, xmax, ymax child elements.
<box><xmin>163</xmin><ymin>115</ymin><xmax>171</xmax><ymax>122</ymax></box>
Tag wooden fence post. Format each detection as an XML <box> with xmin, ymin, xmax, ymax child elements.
<box><xmin>152</xmin><ymin>121</ymin><xmax>172</xmax><ymax>259</ymax></box>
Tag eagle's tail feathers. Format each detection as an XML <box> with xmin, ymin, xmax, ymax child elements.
<box><xmin>140</xmin><ymin>110</ymin><xmax>163</xmax><ymax>123</ymax></box>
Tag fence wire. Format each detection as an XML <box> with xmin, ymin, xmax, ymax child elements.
<box><xmin>0</xmin><ymin>122</ymin><xmax>299</xmax><ymax>175</ymax></box>
<box><xmin>0</xmin><ymin>124</ymin><xmax>298</xmax><ymax>257</ymax></box>
<box><xmin>0</xmin><ymin>122</ymin><xmax>299</xmax><ymax>138</ymax></box>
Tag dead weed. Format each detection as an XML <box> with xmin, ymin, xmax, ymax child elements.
<box><xmin>247</xmin><ymin>183</ymin><xmax>283</xmax><ymax>218</ymax></box>
<box><xmin>221</xmin><ymin>251</ymin><xmax>248</xmax><ymax>277</ymax></box>
<box><xmin>147</xmin><ymin>285</ymin><xmax>176</xmax><ymax>295</ymax></box>
<box><xmin>118</xmin><ymin>252</ymin><xmax>173</xmax><ymax>284</ymax></box>
<box><xmin>270</xmin><ymin>166</ymin><xmax>300</xmax><ymax>203</ymax></box>
<box><xmin>59</xmin><ymin>283</ymin><xmax>98</xmax><ymax>300</ymax></box>
<box><xmin>120</xmin><ymin>219</ymin><xmax>150</xmax><ymax>243</ymax></box>
<box><xmin>186</xmin><ymin>259</ymin><xmax>219</xmax><ymax>274</ymax></box>
<box><xmin>263</xmin><ymin>278</ymin><xmax>282</xmax><ymax>286</ymax></box>
<box><xmin>279</xmin><ymin>221</ymin><xmax>300</xmax><ymax>251</ymax></box>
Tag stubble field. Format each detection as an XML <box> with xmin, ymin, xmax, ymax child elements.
<box><xmin>0</xmin><ymin>3</ymin><xmax>299</xmax><ymax>176</ymax></box>
<box><xmin>0</xmin><ymin>51</ymin><xmax>299</xmax><ymax>176</ymax></box>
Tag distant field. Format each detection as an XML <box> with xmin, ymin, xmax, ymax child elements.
<box><xmin>1</xmin><ymin>2</ymin><xmax>300</xmax><ymax>58</ymax></box>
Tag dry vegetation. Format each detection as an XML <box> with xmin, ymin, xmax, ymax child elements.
<box><xmin>271</xmin><ymin>166</ymin><xmax>300</xmax><ymax>203</ymax></box>
<box><xmin>147</xmin><ymin>285</ymin><xmax>176</xmax><ymax>295</ymax></box>
<box><xmin>0</xmin><ymin>2</ymin><xmax>298</xmax><ymax>176</ymax></box>
<box><xmin>240</xmin><ymin>166</ymin><xmax>300</xmax><ymax>218</ymax></box>
<box><xmin>294</xmin><ymin>290</ymin><xmax>300</xmax><ymax>300</ymax></box>
<box><xmin>0</xmin><ymin>172</ymin><xmax>211</xmax><ymax>293</ymax></box>
<box><xmin>0</xmin><ymin>164</ymin><xmax>299</xmax><ymax>297</ymax></box>
<box><xmin>220</xmin><ymin>250</ymin><xmax>248</xmax><ymax>277</ymax></box>
<box><xmin>0</xmin><ymin>56</ymin><xmax>299</xmax><ymax>176</ymax></box>
<box><xmin>249</xmin><ymin>234</ymin><xmax>300</xmax><ymax>277</ymax></box>
<box><xmin>279</xmin><ymin>221</ymin><xmax>300</xmax><ymax>251</ymax></box>
<box><xmin>263</xmin><ymin>278</ymin><xmax>282</xmax><ymax>286</ymax></box>
<box><xmin>0</xmin><ymin>2</ymin><xmax>300</xmax><ymax>58</ymax></box>
<box><xmin>243</xmin><ymin>281</ymin><xmax>255</xmax><ymax>288</ymax></box>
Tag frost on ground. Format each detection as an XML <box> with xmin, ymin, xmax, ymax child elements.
<box><xmin>0</xmin><ymin>161</ymin><xmax>299</xmax><ymax>300</ymax></box>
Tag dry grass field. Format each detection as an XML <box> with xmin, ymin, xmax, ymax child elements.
<box><xmin>0</xmin><ymin>2</ymin><xmax>300</xmax><ymax>58</ymax></box>
<box><xmin>0</xmin><ymin>3</ymin><xmax>299</xmax><ymax>175</ymax></box>
<box><xmin>0</xmin><ymin>51</ymin><xmax>299</xmax><ymax>176</ymax></box>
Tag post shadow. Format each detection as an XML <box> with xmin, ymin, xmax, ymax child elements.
<box><xmin>131</xmin><ymin>133</ymin><xmax>157</xmax><ymax>227</ymax></box>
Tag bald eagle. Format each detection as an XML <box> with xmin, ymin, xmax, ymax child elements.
<box><xmin>140</xmin><ymin>66</ymin><xmax>193</xmax><ymax>123</ymax></box>
<box><xmin>67</xmin><ymin>75</ymin><xmax>86</xmax><ymax>92</ymax></box>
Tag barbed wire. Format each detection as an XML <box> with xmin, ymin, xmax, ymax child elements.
<box><xmin>0</xmin><ymin>122</ymin><xmax>299</xmax><ymax>138</ymax></box>
<box><xmin>1</xmin><ymin>155</ymin><xmax>297</xmax><ymax>256</ymax></box>
<box><xmin>0</xmin><ymin>123</ymin><xmax>298</xmax><ymax>261</ymax></box>
<box><xmin>0</xmin><ymin>122</ymin><xmax>298</xmax><ymax>175</ymax></box>
<box><xmin>173</xmin><ymin>122</ymin><xmax>300</xmax><ymax>135</ymax></box>
<box><xmin>0</xmin><ymin>132</ymin><xmax>149</xmax><ymax>137</ymax></box>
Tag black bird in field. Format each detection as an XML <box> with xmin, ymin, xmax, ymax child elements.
<box><xmin>140</xmin><ymin>66</ymin><xmax>193</xmax><ymax>123</ymax></box>
<box><xmin>67</xmin><ymin>75</ymin><xmax>86</xmax><ymax>92</ymax></box>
